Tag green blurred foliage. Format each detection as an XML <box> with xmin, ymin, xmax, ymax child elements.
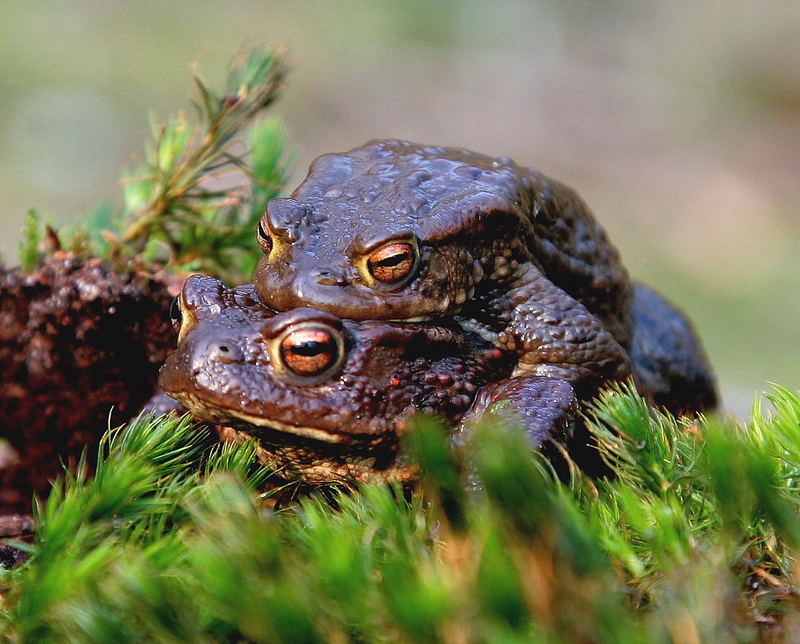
<box><xmin>12</xmin><ymin>48</ymin><xmax>289</xmax><ymax>285</ymax></box>
<box><xmin>1</xmin><ymin>1</ymin><xmax>798</xmax><ymax>407</ymax></box>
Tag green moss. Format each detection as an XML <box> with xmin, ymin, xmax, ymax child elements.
<box><xmin>3</xmin><ymin>386</ymin><xmax>800</xmax><ymax>641</ymax></box>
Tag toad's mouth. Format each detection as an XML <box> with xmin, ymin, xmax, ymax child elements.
<box><xmin>387</xmin><ymin>315</ymin><xmax>433</xmax><ymax>322</ymax></box>
<box><xmin>226</xmin><ymin>409</ymin><xmax>347</xmax><ymax>444</ymax></box>
<box><xmin>172</xmin><ymin>391</ymin><xmax>347</xmax><ymax>444</ymax></box>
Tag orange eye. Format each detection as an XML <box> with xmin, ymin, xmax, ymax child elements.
<box><xmin>257</xmin><ymin>219</ymin><xmax>273</xmax><ymax>254</ymax></box>
<box><xmin>279</xmin><ymin>327</ymin><xmax>341</xmax><ymax>377</ymax></box>
<box><xmin>367</xmin><ymin>242</ymin><xmax>417</xmax><ymax>284</ymax></box>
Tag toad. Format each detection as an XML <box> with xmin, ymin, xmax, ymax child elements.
<box><xmin>158</xmin><ymin>275</ymin><xmax>577</xmax><ymax>483</ymax></box>
<box><xmin>253</xmin><ymin>140</ymin><xmax>716</xmax><ymax>411</ymax></box>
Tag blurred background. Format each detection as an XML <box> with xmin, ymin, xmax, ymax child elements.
<box><xmin>1</xmin><ymin>1</ymin><xmax>797</xmax><ymax>415</ymax></box>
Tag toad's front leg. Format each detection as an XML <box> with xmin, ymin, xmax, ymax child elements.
<box><xmin>471</xmin><ymin>263</ymin><xmax>632</xmax><ymax>396</ymax></box>
<box><xmin>455</xmin><ymin>375</ymin><xmax>578</xmax><ymax>451</ymax></box>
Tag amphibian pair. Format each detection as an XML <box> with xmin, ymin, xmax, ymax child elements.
<box><xmin>162</xmin><ymin>140</ymin><xmax>717</xmax><ymax>482</ymax></box>
<box><xmin>160</xmin><ymin>276</ymin><xmax>576</xmax><ymax>483</ymax></box>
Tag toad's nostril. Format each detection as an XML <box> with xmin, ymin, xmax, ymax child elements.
<box><xmin>210</xmin><ymin>341</ymin><xmax>243</xmax><ymax>364</ymax></box>
<box><xmin>316</xmin><ymin>270</ymin><xmax>347</xmax><ymax>286</ymax></box>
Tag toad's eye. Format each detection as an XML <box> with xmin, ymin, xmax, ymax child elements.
<box><xmin>367</xmin><ymin>242</ymin><xmax>417</xmax><ymax>284</ymax></box>
<box><xmin>169</xmin><ymin>296</ymin><xmax>182</xmax><ymax>331</ymax></box>
<box><xmin>257</xmin><ymin>219</ymin><xmax>273</xmax><ymax>254</ymax></box>
<box><xmin>279</xmin><ymin>327</ymin><xmax>341</xmax><ymax>377</ymax></box>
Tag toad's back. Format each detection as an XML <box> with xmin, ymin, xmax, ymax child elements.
<box><xmin>257</xmin><ymin>139</ymin><xmax>631</xmax><ymax>344</ymax></box>
<box><xmin>254</xmin><ymin>139</ymin><xmax>716</xmax><ymax>415</ymax></box>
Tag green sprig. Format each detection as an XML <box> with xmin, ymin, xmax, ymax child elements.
<box><xmin>111</xmin><ymin>49</ymin><xmax>289</xmax><ymax>281</ymax></box>
<box><xmin>19</xmin><ymin>48</ymin><xmax>290</xmax><ymax>283</ymax></box>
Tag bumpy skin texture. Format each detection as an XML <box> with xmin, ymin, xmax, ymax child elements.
<box><xmin>254</xmin><ymin>139</ymin><xmax>632</xmax><ymax>393</ymax></box>
<box><xmin>456</xmin><ymin>377</ymin><xmax>578</xmax><ymax>456</ymax></box>
<box><xmin>159</xmin><ymin>276</ymin><xmax>577</xmax><ymax>484</ymax></box>
<box><xmin>254</xmin><ymin>139</ymin><xmax>716</xmax><ymax>411</ymax></box>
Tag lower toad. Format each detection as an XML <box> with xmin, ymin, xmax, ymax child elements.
<box><xmin>159</xmin><ymin>275</ymin><xmax>578</xmax><ymax>483</ymax></box>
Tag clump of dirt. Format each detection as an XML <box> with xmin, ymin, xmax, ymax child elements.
<box><xmin>0</xmin><ymin>514</ymin><xmax>34</xmax><ymax>568</ymax></box>
<box><xmin>0</xmin><ymin>252</ymin><xmax>177</xmax><ymax>513</ymax></box>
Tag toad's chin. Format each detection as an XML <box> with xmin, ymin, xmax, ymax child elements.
<box><xmin>223</xmin><ymin>409</ymin><xmax>347</xmax><ymax>444</ymax></box>
<box><xmin>166</xmin><ymin>390</ymin><xmax>347</xmax><ymax>444</ymax></box>
<box><xmin>387</xmin><ymin>315</ymin><xmax>434</xmax><ymax>322</ymax></box>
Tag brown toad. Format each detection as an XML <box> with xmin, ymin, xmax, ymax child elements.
<box><xmin>253</xmin><ymin>140</ymin><xmax>717</xmax><ymax>412</ymax></box>
<box><xmin>159</xmin><ymin>275</ymin><xmax>577</xmax><ymax>483</ymax></box>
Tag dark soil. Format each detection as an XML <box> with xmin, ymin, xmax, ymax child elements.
<box><xmin>0</xmin><ymin>514</ymin><xmax>34</xmax><ymax>568</ymax></box>
<box><xmin>0</xmin><ymin>253</ymin><xmax>177</xmax><ymax>513</ymax></box>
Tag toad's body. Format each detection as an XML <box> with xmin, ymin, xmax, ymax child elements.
<box><xmin>254</xmin><ymin>140</ymin><xmax>716</xmax><ymax>411</ymax></box>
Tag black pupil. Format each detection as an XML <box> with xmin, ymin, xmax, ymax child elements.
<box><xmin>291</xmin><ymin>340</ymin><xmax>332</xmax><ymax>357</ymax></box>
<box><xmin>170</xmin><ymin>297</ymin><xmax>181</xmax><ymax>324</ymax></box>
<box><xmin>377</xmin><ymin>252</ymin><xmax>409</xmax><ymax>267</ymax></box>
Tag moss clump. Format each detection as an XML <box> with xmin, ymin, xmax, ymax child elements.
<box><xmin>2</xmin><ymin>386</ymin><xmax>800</xmax><ymax>641</ymax></box>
